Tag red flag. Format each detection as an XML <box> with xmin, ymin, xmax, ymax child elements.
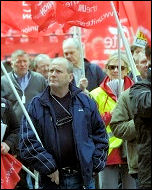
<box><xmin>1</xmin><ymin>1</ymin><xmax>39</xmax><ymax>37</ymax></box>
<box><xmin>1</xmin><ymin>153</ymin><xmax>22</xmax><ymax>189</ymax></box>
<box><xmin>122</xmin><ymin>1</ymin><xmax>151</xmax><ymax>44</ymax></box>
<box><xmin>29</xmin><ymin>1</ymin><xmax>56</xmax><ymax>32</ymax></box>
<box><xmin>28</xmin><ymin>1</ymin><xmax>119</xmax><ymax>32</ymax></box>
<box><xmin>1</xmin><ymin>1</ymin><xmax>60</xmax><ymax>37</ymax></box>
<box><xmin>56</xmin><ymin>1</ymin><xmax>118</xmax><ymax>31</ymax></box>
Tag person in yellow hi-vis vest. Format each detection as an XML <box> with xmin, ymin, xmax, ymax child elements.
<box><xmin>90</xmin><ymin>52</ymin><xmax>137</xmax><ymax>189</ymax></box>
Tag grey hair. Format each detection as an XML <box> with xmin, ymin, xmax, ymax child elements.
<box><xmin>62</xmin><ymin>38</ymin><xmax>80</xmax><ymax>50</ymax></box>
<box><xmin>33</xmin><ymin>54</ymin><xmax>51</xmax><ymax>68</ymax></box>
<box><xmin>11</xmin><ymin>49</ymin><xmax>29</xmax><ymax>63</ymax></box>
<box><xmin>51</xmin><ymin>57</ymin><xmax>73</xmax><ymax>73</ymax></box>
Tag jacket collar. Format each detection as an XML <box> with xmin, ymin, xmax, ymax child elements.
<box><xmin>100</xmin><ymin>76</ymin><xmax>134</xmax><ymax>101</ymax></box>
<box><xmin>39</xmin><ymin>83</ymin><xmax>82</xmax><ymax>106</ymax></box>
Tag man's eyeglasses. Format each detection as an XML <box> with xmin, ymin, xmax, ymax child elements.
<box><xmin>56</xmin><ymin>115</ymin><xmax>72</xmax><ymax>127</ymax></box>
<box><xmin>108</xmin><ymin>65</ymin><xmax>126</xmax><ymax>71</ymax></box>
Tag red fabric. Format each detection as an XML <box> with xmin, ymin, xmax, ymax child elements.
<box><xmin>29</xmin><ymin>1</ymin><xmax>56</xmax><ymax>32</ymax></box>
<box><xmin>28</xmin><ymin>1</ymin><xmax>119</xmax><ymax>32</ymax></box>
<box><xmin>99</xmin><ymin>76</ymin><xmax>133</xmax><ymax>165</ymax></box>
<box><xmin>56</xmin><ymin>1</ymin><xmax>118</xmax><ymax>31</ymax></box>
<box><xmin>100</xmin><ymin>76</ymin><xmax>134</xmax><ymax>101</ymax></box>
<box><xmin>1</xmin><ymin>1</ymin><xmax>150</xmax><ymax>64</ymax></box>
<box><xmin>1</xmin><ymin>153</ymin><xmax>22</xmax><ymax>189</ymax></box>
<box><xmin>101</xmin><ymin>112</ymin><xmax>112</xmax><ymax>126</ymax></box>
<box><xmin>106</xmin><ymin>148</ymin><xmax>126</xmax><ymax>165</ymax></box>
<box><xmin>1</xmin><ymin>1</ymin><xmax>62</xmax><ymax>37</ymax></box>
<box><xmin>29</xmin><ymin>0</ymin><xmax>151</xmax><ymax>45</ymax></box>
<box><xmin>122</xmin><ymin>1</ymin><xmax>151</xmax><ymax>45</ymax></box>
<box><xmin>1</xmin><ymin>1</ymin><xmax>150</xmax><ymax>43</ymax></box>
<box><xmin>1</xmin><ymin>1</ymin><xmax>38</xmax><ymax>37</ymax></box>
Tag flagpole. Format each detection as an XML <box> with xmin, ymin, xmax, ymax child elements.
<box><xmin>110</xmin><ymin>1</ymin><xmax>138</xmax><ymax>82</ymax></box>
<box><xmin>77</xmin><ymin>27</ymin><xmax>85</xmax><ymax>77</ymax></box>
<box><xmin>118</xmin><ymin>29</ymin><xmax>122</xmax><ymax>98</ymax></box>
<box><xmin>73</xmin><ymin>26</ymin><xmax>77</xmax><ymax>39</ymax></box>
<box><xmin>1</xmin><ymin>62</ymin><xmax>43</xmax><ymax>146</ymax></box>
<box><xmin>1</xmin><ymin>62</ymin><xmax>41</xmax><ymax>188</ymax></box>
<box><xmin>73</xmin><ymin>26</ymin><xmax>85</xmax><ymax>78</ymax></box>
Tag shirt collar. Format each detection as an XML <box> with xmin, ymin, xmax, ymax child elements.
<box><xmin>13</xmin><ymin>71</ymin><xmax>29</xmax><ymax>79</ymax></box>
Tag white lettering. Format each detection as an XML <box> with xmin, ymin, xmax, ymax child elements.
<box><xmin>65</xmin><ymin>1</ymin><xmax>79</xmax><ymax>7</ymax></box>
<box><xmin>78</xmin><ymin>5</ymin><xmax>97</xmax><ymax>13</ymax></box>
<box><xmin>22</xmin><ymin>14</ymin><xmax>31</xmax><ymax>19</ymax></box>
<box><xmin>112</xmin><ymin>35</ymin><xmax>117</xmax><ymax>48</ymax></box>
<box><xmin>23</xmin><ymin>9</ymin><xmax>31</xmax><ymax>13</ymax></box>
<box><xmin>22</xmin><ymin>1</ymin><xmax>29</xmax><ymax>6</ymax></box>
<box><xmin>37</xmin><ymin>1</ymin><xmax>43</xmax><ymax>6</ymax></box>
<box><xmin>75</xmin><ymin>11</ymin><xmax>114</xmax><ymax>27</ymax></box>
<box><xmin>40</xmin><ymin>2</ymin><xmax>54</xmax><ymax>16</ymax></box>
<box><xmin>103</xmin><ymin>11</ymin><xmax>114</xmax><ymax>18</ymax></box>
<box><xmin>22</xmin><ymin>26</ymin><xmax>38</xmax><ymax>33</ymax></box>
<box><xmin>104</xmin><ymin>37</ymin><xmax>113</xmax><ymax>48</ymax></box>
<box><xmin>104</xmin><ymin>35</ymin><xmax>123</xmax><ymax>49</ymax></box>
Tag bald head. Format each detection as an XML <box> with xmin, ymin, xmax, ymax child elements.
<box><xmin>51</xmin><ymin>57</ymin><xmax>73</xmax><ymax>74</ymax></box>
<box><xmin>48</xmin><ymin>57</ymin><xmax>74</xmax><ymax>94</ymax></box>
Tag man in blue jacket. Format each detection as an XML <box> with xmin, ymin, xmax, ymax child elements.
<box><xmin>19</xmin><ymin>57</ymin><xmax>108</xmax><ymax>189</ymax></box>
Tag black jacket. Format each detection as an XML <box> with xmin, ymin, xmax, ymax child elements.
<box><xmin>1</xmin><ymin>98</ymin><xmax>20</xmax><ymax>155</ymax></box>
<box><xmin>72</xmin><ymin>59</ymin><xmax>106</xmax><ymax>91</ymax></box>
<box><xmin>129</xmin><ymin>80</ymin><xmax>151</xmax><ymax>188</ymax></box>
<box><xmin>84</xmin><ymin>58</ymin><xmax>106</xmax><ymax>91</ymax></box>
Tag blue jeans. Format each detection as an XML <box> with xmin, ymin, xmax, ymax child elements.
<box><xmin>41</xmin><ymin>172</ymin><xmax>95</xmax><ymax>189</ymax></box>
<box><xmin>60</xmin><ymin>172</ymin><xmax>83</xmax><ymax>189</ymax></box>
<box><xmin>60</xmin><ymin>172</ymin><xmax>95</xmax><ymax>189</ymax></box>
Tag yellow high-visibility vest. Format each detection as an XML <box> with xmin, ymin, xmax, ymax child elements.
<box><xmin>90</xmin><ymin>87</ymin><xmax>123</xmax><ymax>155</ymax></box>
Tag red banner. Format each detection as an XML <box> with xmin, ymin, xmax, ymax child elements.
<box><xmin>1</xmin><ymin>153</ymin><xmax>22</xmax><ymax>189</ymax></box>
<box><xmin>122</xmin><ymin>1</ymin><xmax>151</xmax><ymax>45</ymax></box>
<box><xmin>29</xmin><ymin>1</ymin><xmax>56</xmax><ymax>32</ymax></box>
<box><xmin>56</xmin><ymin>1</ymin><xmax>119</xmax><ymax>31</ymax></box>
<box><xmin>1</xmin><ymin>1</ymin><xmax>151</xmax><ymax>67</ymax></box>
<box><xmin>1</xmin><ymin>1</ymin><xmax>39</xmax><ymax>37</ymax></box>
<box><xmin>28</xmin><ymin>1</ymin><xmax>119</xmax><ymax>32</ymax></box>
<box><xmin>1</xmin><ymin>1</ymin><xmax>62</xmax><ymax>37</ymax></box>
<box><xmin>2</xmin><ymin>1</ymin><xmax>151</xmax><ymax>43</ymax></box>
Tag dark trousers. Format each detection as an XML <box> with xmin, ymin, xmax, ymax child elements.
<box><xmin>40</xmin><ymin>172</ymin><xmax>83</xmax><ymax>189</ymax></box>
<box><xmin>40</xmin><ymin>172</ymin><xmax>95</xmax><ymax>189</ymax></box>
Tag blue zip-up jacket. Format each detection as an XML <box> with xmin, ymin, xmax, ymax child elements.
<box><xmin>19</xmin><ymin>84</ymin><xmax>108</xmax><ymax>186</ymax></box>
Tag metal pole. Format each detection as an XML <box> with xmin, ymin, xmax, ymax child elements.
<box><xmin>1</xmin><ymin>62</ymin><xmax>43</xmax><ymax>146</ymax></box>
<box><xmin>110</xmin><ymin>1</ymin><xmax>138</xmax><ymax>82</ymax></box>
<box><xmin>118</xmin><ymin>29</ymin><xmax>122</xmax><ymax>98</ymax></box>
<box><xmin>1</xmin><ymin>62</ymin><xmax>43</xmax><ymax>189</ymax></box>
<box><xmin>78</xmin><ymin>27</ymin><xmax>85</xmax><ymax>77</ymax></box>
<box><xmin>34</xmin><ymin>170</ymin><xmax>39</xmax><ymax>189</ymax></box>
<box><xmin>74</xmin><ymin>26</ymin><xmax>85</xmax><ymax>78</ymax></box>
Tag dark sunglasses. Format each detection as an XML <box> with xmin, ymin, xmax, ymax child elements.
<box><xmin>108</xmin><ymin>65</ymin><xmax>126</xmax><ymax>71</ymax></box>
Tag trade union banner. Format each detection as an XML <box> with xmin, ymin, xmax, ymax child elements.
<box><xmin>1</xmin><ymin>1</ymin><xmax>151</xmax><ymax>65</ymax></box>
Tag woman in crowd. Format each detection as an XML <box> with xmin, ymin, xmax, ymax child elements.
<box><xmin>90</xmin><ymin>53</ymin><xmax>136</xmax><ymax>189</ymax></box>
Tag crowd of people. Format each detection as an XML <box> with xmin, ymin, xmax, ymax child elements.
<box><xmin>1</xmin><ymin>37</ymin><xmax>151</xmax><ymax>189</ymax></box>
